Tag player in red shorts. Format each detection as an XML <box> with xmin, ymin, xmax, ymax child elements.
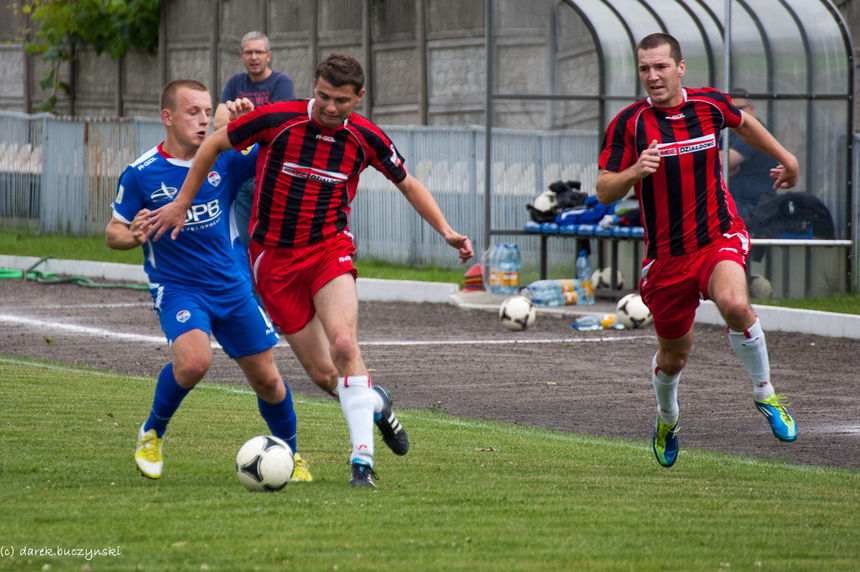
<box><xmin>596</xmin><ymin>33</ymin><xmax>799</xmax><ymax>467</ymax></box>
<box><xmin>146</xmin><ymin>53</ymin><xmax>473</xmax><ymax>487</ymax></box>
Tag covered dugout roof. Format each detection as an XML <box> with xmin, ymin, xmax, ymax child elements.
<box><xmin>484</xmin><ymin>0</ymin><xmax>854</xmax><ymax>243</ymax></box>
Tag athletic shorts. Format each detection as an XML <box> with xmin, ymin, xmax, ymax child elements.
<box><xmin>639</xmin><ymin>224</ymin><xmax>750</xmax><ymax>339</ymax></box>
<box><xmin>150</xmin><ymin>282</ymin><xmax>278</xmax><ymax>359</ymax></box>
<box><xmin>248</xmin><ymin>229</ymin><xmax>358</xmax><ymax>335</ymax></box>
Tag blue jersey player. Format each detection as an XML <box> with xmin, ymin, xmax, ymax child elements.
<box><xmin>105</xmin><ymin>79</ymin><xmax>311</xmax><ymax>482</ymax></box>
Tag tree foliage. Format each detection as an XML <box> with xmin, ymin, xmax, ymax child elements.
<box><xmin>20</xmin><ymin>0</ymin><xmax>159</xmax><ymax>112</ymax></box>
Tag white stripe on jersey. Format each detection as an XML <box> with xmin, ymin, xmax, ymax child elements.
<box><xmin>130</xmin><ymin>145</ymin><xmax>159</xmax><ymax>168</ymax></box>
<box><xmin>150</xmin><ymin>283</ymin><xmax>164</xmax><ymax>310</ymax></box>
<box><xmin>280</xmin><ymin>161</ymin><xmax>349</xmax><ymax>183</ymax></box>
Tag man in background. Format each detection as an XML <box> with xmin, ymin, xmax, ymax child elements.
<box><xmin>215</xmin><ymin>31</ymin><xmax>295</xmax><ymax>251</ymax></box>
<box><xmin>726</xmin><ymin>89</ymin><xmax>779</xmax><ymax>219</ymax></box>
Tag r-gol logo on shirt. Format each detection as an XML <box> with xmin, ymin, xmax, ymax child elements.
<box><xmin>207</xmin><ymin>171</ymin><xmax>222</xmax><ymax>186</ymax></box>
<box><xmin>176</xmin><ymin>309</ymin><xmax>191</xmax><ymax>323</ymax></box>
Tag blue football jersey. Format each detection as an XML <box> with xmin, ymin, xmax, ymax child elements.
<box><xmin>112</xmin><ymin>143</ymin><xmax>257</xmax><ymax>289</ymax></box>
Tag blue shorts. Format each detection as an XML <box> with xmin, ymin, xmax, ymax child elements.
<box><xmin>150</xmin><ymin>282</ymin><xmax>278</xmax><ymax>359</ymax></box>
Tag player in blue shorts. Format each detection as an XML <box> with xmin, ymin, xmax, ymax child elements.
<box><xmin>105</xmin><ymin>79</ymin><xmax>311</xmax><ymax>482</ymax></box>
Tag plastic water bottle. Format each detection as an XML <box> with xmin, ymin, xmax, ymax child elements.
<box><xmin>522</xmin><ymin>280</ymin><xmax>564</xmax><ymax>306</ymax></box>
<box><xmin>503</xmin><ymin>243</ymin><xmax>522</xmax><ymax>294</ymax></box>
<box><xmin>572</xmin><ymin>314</ymin><xmax>623</xmax><ymax>330</ymax></box>
<box><xmin>521</xmin><ymin>279</ymin><xmax>580</xmax><ymax>306</ymax></box>
<box><xmin>487</xmin><ymin>243</ymin><xmax>502</xmax><ymax>294</ymax></box>
<box><xmin>576</xmin><ymin>250</ymin><xmax>594</xmax><ymax>305</ymax></box>
<box><xmin>481</xmin><ymin>244</ymin><xmax>496</xmax><ymax>291</ymax></box>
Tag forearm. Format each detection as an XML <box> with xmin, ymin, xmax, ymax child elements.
<box><xmin>395</xmin><ymin>173</ymin><xmax>473</xmax><ymax>262</ymax></box>
<box><xmin>176</xmin><ymin>129</ymin><xmax>232</xmax><ymax>207</ymax></box>
<box><xmin>105</xmin><ymin>219</ymin><xmax>143</xmax><ymax>250</ymax></box>
<box><xmin>596</xmin><ymin>169</ymin><xmax>637</xmax><ymax>205</ymax></box>
<box><xmin>396</xmin><ymin>175</ymin><xmax>454</xmax><ymax>237</ymax></box>
<box><xmin>733</xmin><ymin>113</ymin><xmax>797</xmax><ymax>168</ymax></box>
<box><xmin>213</xmin><ymin>103</ymin><xmax>230</xmax><ymax>130</ymax></box>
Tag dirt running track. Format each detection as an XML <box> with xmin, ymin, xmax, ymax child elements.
<box><xmin>0</xmin><ymin>278</ymin><xmax>857</xmax><ymax>469</ymax></box>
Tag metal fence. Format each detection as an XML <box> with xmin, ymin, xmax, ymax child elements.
<box><xmin>351</xmin><ymin>125</ymin><xmax>598</xmax><ymax>269</ymax></box>
<box><xmin>0</xmin><ymin>111</ymin><xmax>595</xmax><ymax>270</ymax></box>
<box><xmin>0</xmin><ymin>111</ymin><xmax>855</xmax><ymax>297</ymax></box>
<box><xmin>0</xmin><ymin>112</ymin><xmax>164</xmax><ymax>235</ymax></box>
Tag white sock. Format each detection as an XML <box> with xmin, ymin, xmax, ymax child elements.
<box><xmin>652</xmin><ymin>353</ymin><xmax>679</xmax><ymax>425</ymax></box>
<box><xmin>368</xmin><ymin>377</ymin><xmax>384</xmax><ymax>414</ymax></box>
<box><xmin>337</xmin><ymin>376</ymin><xmax>375</xmax><ymax>466</ymax></box>
<box><xmin>727</xmin><ymin>318</ymin><xmax>775</xmax><ymax>401</ymax></box>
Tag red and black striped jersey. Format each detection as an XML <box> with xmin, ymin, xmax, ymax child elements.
<box><xmin>599</xmin><ymin>87</ymin><xmax>744</xmax><ymax>259</ymax></box>
<box><xmin>227</xmin><ymin>99</ymin><xmax>408</xmax><ymax>248</ymax></box>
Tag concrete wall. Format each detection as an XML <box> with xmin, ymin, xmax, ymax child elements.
<box><xmin>0</xmin><ymin>0</ymin><xmax>599</xmax><ymax>130</ymax></box>
<box><xmin>2</xmin><ymin>0</ymin><xmax>854</xmax><ymax>130</ymax></box>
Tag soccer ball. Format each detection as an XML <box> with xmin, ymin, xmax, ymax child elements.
<box><xmin>748</xmin><ymin>274</ymin><xmax>773</xmax><ymax>300</ymax></box>
<box><xmin>616</xmin><ymin>293</ymin><xmax>652</xmax><ymax>329</ymax></box>
<box><xmin>499</xmin><ymin>295</ymin><xmax>537</xmax><ymax>331</ymax></box>
<box><xmin>235</xmin><ymin>435</ymin><xmax>295</xmax><ymax>492</ymax></box>
<box><xmin>591</xmin><ymin>267</ymin><xmax>624</xmax><ymax>290</ymax></box>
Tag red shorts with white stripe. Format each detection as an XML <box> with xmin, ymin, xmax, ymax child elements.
<box><xmin>639</xmin><ymin>221</ymin><xmax>749</xmax><ymax>339</ymax></box>
<box><xmin>248</xmin><ymin>230</ymin><xmax>358</xmax><ymax>335</ymax></box>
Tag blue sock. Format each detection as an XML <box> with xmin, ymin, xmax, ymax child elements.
<box><xmin>257</xmin><ymin>380</ymin><xmax>298</xmax><ymax>453</ymax></box>
<box><xmin>143</xmin><ymin>363</ymin><xmax>190</xmax><ymax>438</ymax></box>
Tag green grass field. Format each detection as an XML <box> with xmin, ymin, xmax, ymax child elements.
<box><xmin>1</xmin><ymin>356</ymin><xmax>857</xmax><ymax>571</ymax></box>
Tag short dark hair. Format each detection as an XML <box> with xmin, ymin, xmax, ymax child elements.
<box><xmin>160</xmin><ymin>79</ymin><xmax>208</xmax><ymax>112</ymax></box>
<box><xmin>729</xmin><ymin>87</ymin><xmax>750</xmax><ymax>99</ymax></box>
<box><xmin>314</xmin><ymin>52</ymin><xmax>365</xmax><ymax>93</ymax></box>
<box><xmin>636</xmin><ymin>33</ymin><xmax>683</xmax><ymax>64</ymax></box>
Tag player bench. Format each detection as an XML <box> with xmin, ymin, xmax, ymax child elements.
<box><xmin>489</xmin><ymin>226</ymin><xmax>643</xmax><ymax>298</ymax></box>
<box><xmin>489</xmin><ymin>228</ymin><xmax>851</xmax><ymax>299</ymax></box>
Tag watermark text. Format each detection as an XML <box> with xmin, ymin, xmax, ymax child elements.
<box><xmin>1</xmin><ymin>545</ymin><xmax>121</xmax><ymax>561</ymax></box>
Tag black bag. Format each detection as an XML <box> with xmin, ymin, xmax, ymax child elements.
<box><xmin>745</xmin><ymin>192</ymin><xmax>835</xmax><ymax>262</ymax></box>
<box><xmin>745</xmin><ymin>192</ymin><xmax>835</xmax><ymax>239</ymax></box>
<box><xmin>549</xmin><ymin>180</ymin><xmax>588</xmax><ymax>210</ymax></box>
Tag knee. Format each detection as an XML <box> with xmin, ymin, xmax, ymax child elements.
<box><xmin>718</xmin><ymin>296</ymin><xmax>755</xmax><ymax>330</ymax></box>
<box><xmin>329</xmin><ymin>330</ymin><xmax>360</xmax><ymax>368</ymax></box>
<box><xmin>173</xmin><ymin>356</ymin><xmax>210</xmax><ymax>385</ymax></box>
<box><xmin>658</xmin><ymin>351</ymin><xmax>687</xmax><ymax>376</ymax></box>
<box><xmin>251</xmin><ymin>376</ymin><xmax>285</xmax><ymax>402</ymax></box>
<box><xmin>306</xmin><ymin>363</ymin><xmax>338</xmax><ymax>393</ymax></box>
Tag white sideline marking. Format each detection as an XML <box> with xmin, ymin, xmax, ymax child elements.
<box><xmin>0</xmin><ymin>355</ymin><xmax>851</xmax><ymax>476</ymax></box>
<box><xmin>1</xmin><ymin>314</ymin><xmax>163</xmax><ymax>344</ymax></box>
<box><xmin>0</xmin><ymin>302</ymin><xmax>146</xmax><ymax>310</ymax></box>
<box><xmin>0</xmin><ymin>313</ymin><xmax>654</xmax><ymax>348</ymax></box>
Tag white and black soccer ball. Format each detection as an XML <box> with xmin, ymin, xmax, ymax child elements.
<box><xmin>616</xmin><ymin>293</ymin><xmax>652</xmax><ymax>329</ymax></box>
<box><xmin>748</xmin><ymin>274</ymin><xmax>773</xmax><ymax>300</ymax></box>
<box><xmin>499</xmin><ymin>295</ymin><xmax>537</xmax><ymax>331</ymax></box>
<box><xmin>236</xmin><ymin>435</ymin><xmax>294</xmax><ymax>492</ymax></box>
<box><xmin>591</xmin><ymin>267</ymin><xmax>624</xmax><ymax>290</ymax></box>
